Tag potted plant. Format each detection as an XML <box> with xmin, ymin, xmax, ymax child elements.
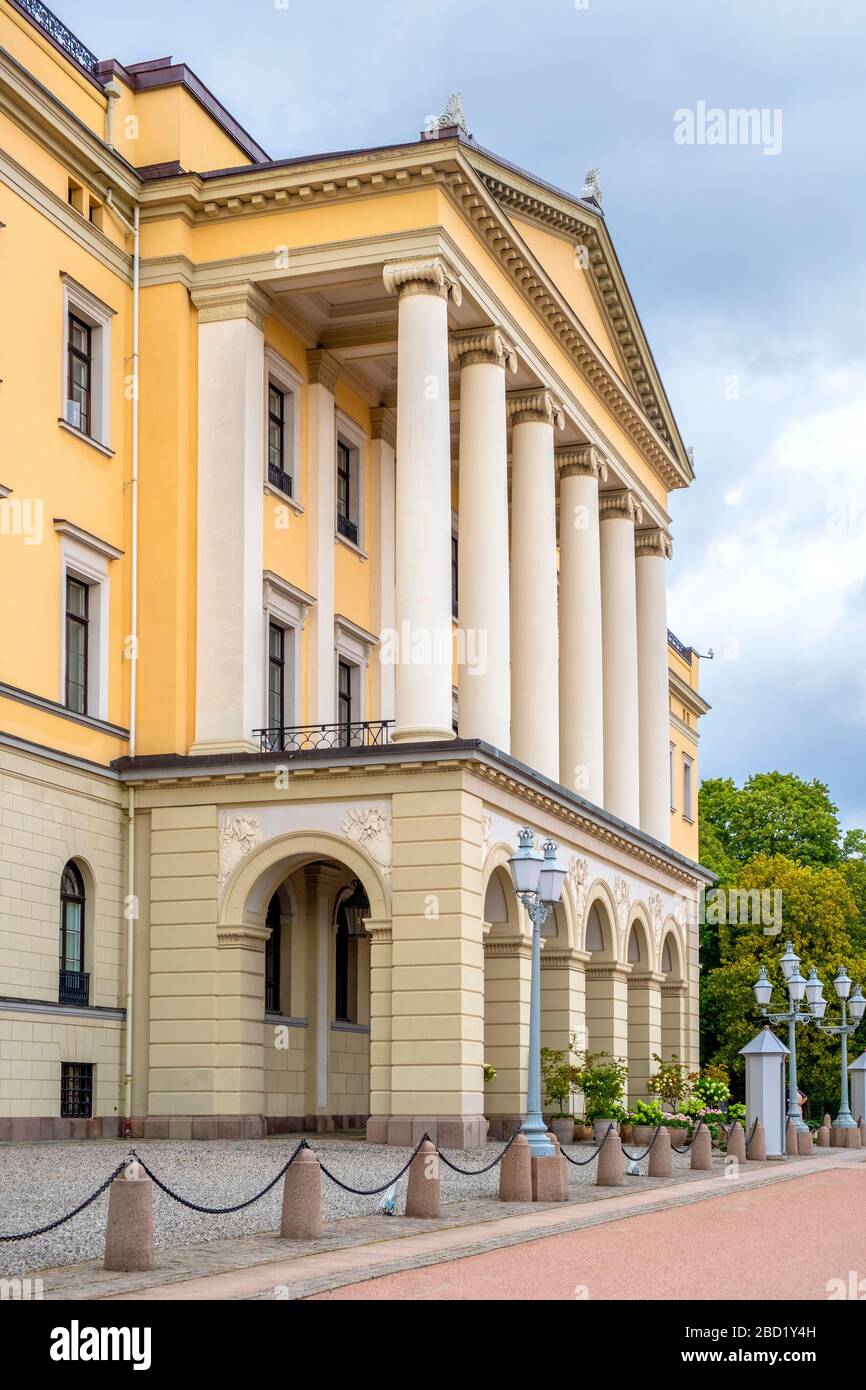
<box><xmin>647</xmin><ymin>1052</ymin><xmax>690</xmax><ymax>1114</ymax></box>
<box><xmin>482</xmin><ymin>1062</ymin><xmax>496</xmax><ymax>1139</ymax></box>
<box><xmin>631</xmin><ymin>1099</ymin><xmax>665</xmax><ymax>1145</ymax></box>
<box><xmin>573</xmin><ymin>1052</ymin><xmax>629</xmax><ymax>1142</ymax></box>
<box><xmin>541</xmin><ymin>1046</ymin><xmax>579</xmax><ymax>1144</ymax></box>
<box><xmin>664</xmin><ymin>1112</ymin><xmax>691</xmax><ymax>1147</ymax></box>
<box><xmin>620</xmin><ymin>1113</ymin><xmax>635</xmax><ymax>1143</ymax></box>
<box><xmin>573</xmin><ymin>1117</ymin><xmax>593</xmax><ymax>1142</ymax></box>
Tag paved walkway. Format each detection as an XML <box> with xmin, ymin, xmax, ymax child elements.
<box><xmin>313</xmin><ymin>1165</ymin><xmax>866</xmax><ymax>1302</ymax></box>
<box><xmin>31</xmin><ymin>1147</ymin><xmax>861</xmax><ymax>1302</ymax></box>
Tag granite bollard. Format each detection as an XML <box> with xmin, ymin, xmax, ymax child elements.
<box><xmin>104</xmin><ymin>1162</ymin><xmax>155</xmax><ymax>1272</ymax></box>
<box><xmin>690</xmin><ymin>1122</ymin><xmax>713</xmax><ymax>1171</ymax></box>
<box><xmin>725</xmin><ymin>1121</ymin><xmax>746</xmax><ymax>1163</ymax></box>
<box><xmin>280</xmin><ymin>1146</ymin><xmax>322</xmax><ymax>1240</ymax></box>
<box><xmin>405</xmin><ymin>1138</ymin><xmax>441</xmax><ymax>1218</ymax></box>
<box><xmin>499</xmin><ymin>1132</ymin><xmax>532</xmax><ymax>1202</ymax></box>
<box><xmin>648</xmin><ymin>1124</ymin><xmax>673</xmax><ymax>1177</ymax></box>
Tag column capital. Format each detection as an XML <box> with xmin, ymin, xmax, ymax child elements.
<box><xmin>383</xmin><ymin>255</ymin><xmax>462</xmax><ymax>305</ymax></box>
<box><xmin>449</xmin><ymin>325</ymin><xmax>517</xmax><ymax>372</ymax></box>
<box><xmin>306</xmin><ymin>347</ymin><xmax>341</xmax><ymax>393</ymax></box>
<box><xmin>635</xmin><ymin>525</ymin><xmax>673</xmax><ymax>559</ymax></box>
<box><xmin>555</xmin><ymin>444</ymin><xmax>609</xmax><ymax>481</ymax></box>
<box><xmin>507</xmin><ymin>387</ymin><xmax>565</xmax><ymax>429</ymax></box>
<box><xmin>370</xmin><ymin>405</ymin><xmax>397</xmax><ymax>448</ymax></box>
<box><xmin>599</xmin><ymin>487</ymin><xmax>644</xmax><ymax>524</ymax></box>
<box><xmin>190</xmin><ymin>281</ymin><xmax>271</xmax><ymax>330</ymax></box>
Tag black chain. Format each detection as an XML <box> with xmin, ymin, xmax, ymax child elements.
<box><xmin>671</xmin><ymin>1115</ymin><xmax>706</xmax><ymax>1155</ymax></box>
<box><xmin>435</xmin><ymin>1129</ymin><xmax>519</xmax><ymax>1174</ymax></box>
<box><xmin>621</xmin><ymin>1125</ymin><xmax>663</xmax><ymax>1162</ymax></box>
<box><xmin>128</xmin><ymin>1143</ymin><xmax>304</xmax><ymax>1214</ymax></box>
<box><xmin>316</xmin><ymin>1135</ymin><xmax>427</xmax><ymax>1195</ymax></box>
<box><xmin>560</xmin><ymin>1122</ymin><xmax>614</xmax><ymax>1166</ymax></box>
<box><xmin>746</xmin><ymin>1116</ymin><xmax>759</xmax><ymax>1144</ymax></box>
<box><xmin>0</xmin><ymin>1159</ymin><xmax>129</xmax><ymax>1242</ymax></box>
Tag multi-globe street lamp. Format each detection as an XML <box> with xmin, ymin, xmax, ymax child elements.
<box><xmin>507</xmin><ymin>827</ymin><xmax>566</xmax><ymax>1158</ymax></box>
<box><xmin>753</xmin><ymin>942</ymin><xmax>865</xmax><ymax>1132</ymax></box>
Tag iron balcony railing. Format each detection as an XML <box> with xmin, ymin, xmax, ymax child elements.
<box><xmin>255</xmin><ymin>719</ymin><xmax>394</xmax><ymax>754</ymax></box>
<box><xmin>59</xmin><ymin>968</ymin><xmax>90</xmax><ymax>1008</ymax></box>
<box><xmin>667</xmin><ymin>628</ymin><xmax>691</xmax><ymax>659</ymax></box>
<box><xmin>267</xmin><ymin>461</ymin><xmax>293</xmax><ymax>497</ymax></box>
<box><xmin>336</xmin><ymin>513</ymin><xmax>359</xmax><ymax>546</ymax></box>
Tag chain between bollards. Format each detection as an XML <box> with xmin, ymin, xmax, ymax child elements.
<box><xmin>671</xmin><ymin>1116</ymin><xmax>706</xmax><ymax>1155</ymax></box>
<box><xmin>560</xmin><ymin>1122</ymin><xmax>614</xmax><ymax>1166</ymax></box>
<box><xmin>315</xmin><ymin>1133</ymin><xmax>428</xmax><ymax>1195</ymax></box>
<box><xmin>0</xmin><ymin>1158</ymin><xmax>130</xmax><ymax>1242</ymax></box>
<box><xmin>621</xmin><ymin>1124</ymin><xmax>663</xmax><ymax>1162</ymax></box>
<box><xmin>434</xmin><ymin>1129</ymin><xmax>520</xmax><ymax>1174</ymax></box>
<box><xmin>128</xmin><ymin>1142</ymin><xmax>305</xmax><ymax>1215</ymax></box>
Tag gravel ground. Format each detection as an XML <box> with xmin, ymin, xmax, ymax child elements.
<box><xmin>0</xmin><ymin>1135</ymin><xmax>695</xmax><ymax>1277</ymax></box>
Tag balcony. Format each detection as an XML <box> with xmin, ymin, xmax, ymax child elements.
<box><xmin>336</xmin><ymin>513</ymin><xmax>359</xmax><ymax>546</ymax></box>
<box><xmin>267</xmin><ymin>461</ymin><xmax>293</xmax><ymax>497</ymax></box>
<box><xmin>254</xmin><ymin>719</ymin><xmax>393</xmax><ymax>754</ymax></box>
<box><xmin>59</xmin><ymin>969</ymin><xmax>90</xmax><ymax>1007</ymax></box>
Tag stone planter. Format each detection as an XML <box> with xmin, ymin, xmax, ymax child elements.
<box><xmin>620</xmin><ymin>1123</ymin><xmax>634</xmax><ymax>1143</ymax></box>
<box><xmin>631</xmin><ymin>1125</ymin><xmax>655</xmax><ymax>1146</ymax></box>
<box><xmin>574</xmin><ymin>1123</ymin><xmax>593</xmax><ymax>1142</ymax></box>
<box><xmin>666</xmin><ymin>1127</ymin><xmax>688</xmax><ymax>1148</ymax></box>
<box><xmin>550</xmin><ymin>1116</ymin><xmax>574</xmax><ymax>1145</ymax></box>
<box><xmin>592</xmin><ymin>1118</ymin><xmax>617</xmax><ymax>1143</ymax></box>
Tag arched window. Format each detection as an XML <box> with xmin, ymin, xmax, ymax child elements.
<box><xmin>265</xmin><ymin>892</ymin><xmax>281</xmax><ymax>1013</ymax></box>
<box><xmin>335</xmin><ymin>881</ymin><xmax>368</xmax><ymax>1023</ymax></box>
<box><xmin>59</xmin><ymin>862</ymin><xmax>88</xmax><ymax>1006</ymax></box>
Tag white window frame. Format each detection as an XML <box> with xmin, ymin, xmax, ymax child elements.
<box><xmin>57</xmin><ymin>525</ymin><xmax>118</xmax><ymax>721</ymax></box>
<box><xmin>334</xmin><ymin>614</ymin><xmax>377</xmax><ymax>726</ymax></box>
<box><xmin>60</xmin><ymin>273</ymin><xmax>115</xmax><ymax>452</ymax></box>
<box><xmin>263</xmin><ymin>348</ymin><xmax>303</xmax><ymax>507</ymax></box>
<box><xmin>334</xmin><ymin>410</ymin><xmax>367</xmax><ymax>553</ymax></box>
<box><xmin>262</xmin><ymin>572</ymin><xmax>315</xmax><ymax>729</ymax></box>
<box><xmin>682</xmin><ymin>753</ymin><xmax>694</xmax><ymax>823</ymax></box>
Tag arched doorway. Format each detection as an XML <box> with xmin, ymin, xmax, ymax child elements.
<box><xmin>583</xmin><ymin>893</ymin><xmax>626</xmax><ymax>1065</ymax></box>
<box><xmin>660</xmin><ymin>927</ymin><xmax>687</xmax><ymax>1066</ymax></box>
<box><xmin>482</xmin><ymin>862</ymin><xmax>528</xmax><ymax>1136</ymax></box>
<box><xmin>218</xmin><ymin>832</ymin><xmax>389</xmax><ymax>1134</ymax></box>
<box><xmin>625</xmin><ymin>914</ymin><xmax>656</xmax><ymax>1104</ymax></box>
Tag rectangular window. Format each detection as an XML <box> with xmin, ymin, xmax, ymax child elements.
<box><xmin>65</xmin><ymin>576</ymin><xmax>89</xmax><ymax>715</ymax></box>
<box><xmin>683</xmin><ymin>755</ymin><xmax>694</xmax><ymax>821</ymax></box>
<box><xmin>268</xmin><ymin>622</ymin><xmax>285</xmax><ymax>742</ymax></box>
<box><xmin>267</xmin><ymin>384</ymin><xmax>294</xmax><ymax>497</ymax></box>
<box><xmin>336</xmin><ymin>440</ymin><xmax>358</xmax><ymax>544</ymax></box>
<box><xmin>67</xmin><ymin>313</ymin><xmax>91</xmax><ymax>435</ymax></box>
<box><xmin>60</xmin><ymin>1062</ymin><xmax>93</xmax><ymax>1118</ymax></box>
<box><xmin>338</xmin><ymin>658</ymin><xmax>353</xmax><ymax>742</ymax></box>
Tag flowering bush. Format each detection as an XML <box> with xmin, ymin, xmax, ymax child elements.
<box><xmin>727</xmin><ymin>1102</ymin><xmax>746</xmax><ymax>1124</ymax></box>
<box><xmin>691</xmin><ymin>1073</ymin><xmax>730</xmax><ymax>1109</ymax></box>
<box><xmin>664</xmin><ymin>1112</ymin><xmax>692</xmax><ymax>1133</ymax></box>
<box><xmin>631</xmin><ymin>1099</ymin><xmax>665</xmax><ymax>1127</ymax></box>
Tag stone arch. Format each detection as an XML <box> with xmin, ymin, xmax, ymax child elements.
<box><xmin>625</xmin><ymin>905</ymin><xmax>657</xmax><ymax>1103</ymax></box>
<box><xmin>582</xmin><ymin>883</ymin><xmax>625</xmax><ymax>1073</ymax></box>
<box><xmin>219</xmin><ymin>830</ymin><xmax>389</xmax><ymax>1134</ymax></box>
<box><xmin>220</xmin><ymin>829</ymin><xmax>390</xmax><ymax>931</ymax></box>
<box><xmin>660</xmin><ymin>918</ymin><xmax>688</xmax><ymax>1066</ymax></box>
<box><xmin>481</xmin><ymin>845</ymin><xmax>522</xmax><ymax>938</ymax></box>
<box><xmin>481</xmin><ymin>844</ymin><xmax>527</xmax><ymax>1129</ymax></box>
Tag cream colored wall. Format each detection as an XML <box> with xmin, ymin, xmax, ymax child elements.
<box><xmin>0</xmin><ymin>743</ymin><xmax>125</xmax><ymax>1121</ymax></box>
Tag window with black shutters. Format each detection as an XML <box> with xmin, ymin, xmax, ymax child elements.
<box><xmin>65</xmin><ymin>576</ymin><xmax>89</xmax><ymax>714</ymax></box>
<box><xmin>67</xmin><ymin>313</ymin><xmax>91</xmax><ymax>435</ymax></box>
<box><xmin>268</xmin><ymin>622</ymin><xmax>285</xmax><ymax>742</ymax></box>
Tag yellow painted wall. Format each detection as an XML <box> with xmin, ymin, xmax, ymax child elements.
<box><xmin>107</xmin><ymin>81</ymin><xmax>256</xmax><ymax>174</ymax></box>
<box><xmin>1</xmin><ymin>2</ymin><xmax>106</xmax><ymax>137</ymax></box>
<box><xmin>668</xmin><ymin>646</ymin><xmax>701</xmax><ymax>861</ymax></box>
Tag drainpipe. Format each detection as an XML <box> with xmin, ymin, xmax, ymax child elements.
<box><xmin>105</xmin><ymin>190</ymin><xmax>140</xmax><ymax>1135</ymax></box>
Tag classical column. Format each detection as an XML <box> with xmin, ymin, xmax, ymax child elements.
<box><xmin>365</xmin><ymin>918</ymin><xmax>393</xmax><ymax>1142</ymax></box>
<box><xmin>508</xmin><ymin>388</ymin><xmax>564</xmax><ymax>780</ymax></box>
<box><xmin>599</xmin><ymin>488</ymin><xmax>643</xmax><ymax>825</ymax></box>
<box><xmin>305</xmin><ymin>348</ymin><xmax>340</xmax><ymax>727</ymax></box>
<box><xmin>190</xmin><ymin>283</ymin><xmax>268</xmax><ymax>754</ymax></box>
<box><xmin>636</xmin><ymin>527</ymin><xmax>673</xmax><ymax>843</ymax></box>
<box><xmin>450</xmin><ymin>327</ymin><xmax>517</xmax><ymax>751</ymax></box>
<box><xmin>383</xmin><ymin>256</ymin><xmax>461</xmax><ymax>743</ymax></box>
<box><xmin>557</xmin><ymin>445</ymin><xmax>607</xmax><ymax>805</ymax></box>
<box><xmin>369</xmin><ymin>407</ymin><xmax>397</xmax><ymax>725</ymax></box>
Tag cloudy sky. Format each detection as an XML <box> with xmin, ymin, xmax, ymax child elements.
<box><xmin>67</xmin><ymin>0</ymin><xmax>866</xmax><ymax>829</ymax></box>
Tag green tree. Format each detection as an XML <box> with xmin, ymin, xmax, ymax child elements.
<box><xmin>702</xmin><ymin>856</ymin><xmax>866</xmax><ymax>1111</ymax></box>
<box><xmin>700</xmin><ymin>773</ymin><xmax>845</xmax><ymax>870</ymax></box>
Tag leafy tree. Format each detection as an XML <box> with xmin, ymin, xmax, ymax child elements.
<box><xmin>700</xmin><ymin>773</ymin><xmax>845</xmax><ymax>870</ymax></box>
<box><xmin>702</xmin><ymin>856</ymin><xmax>866</xmax><ymax>1110</ymax></box>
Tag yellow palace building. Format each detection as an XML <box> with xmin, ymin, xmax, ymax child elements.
<box><xmin>0</xmin><ymin>0</ymin><xmax>711</xmax><ymax>1142</ymax></box>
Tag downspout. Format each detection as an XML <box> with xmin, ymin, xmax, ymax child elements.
<box><xmin>106</xmin><ymin>186</ymin><xmax>140</xmax><ymax>1135</ymax></box>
